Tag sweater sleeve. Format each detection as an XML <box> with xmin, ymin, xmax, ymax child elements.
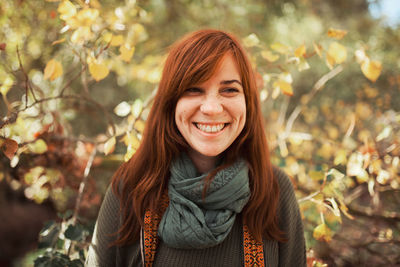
<box><xmin>274</xmin><ymin>167</ymin><xmax>306</xmax><ymax>267</ymax></box>
<box><xmin>86</xmin><ymin>185</ymin><xmax>120</xmax><ymax>267</ymax></box>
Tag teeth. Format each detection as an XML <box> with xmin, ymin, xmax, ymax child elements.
<box><xmin>196</xmin><ymin>123</ymin><xmax>225</xmax><ymax>133</ymax></box>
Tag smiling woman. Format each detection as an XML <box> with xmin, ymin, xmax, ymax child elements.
<box><xmin>175</xmin><ymin>53</ymin><xmax>246</xmax><ymax>173</ymax></box>
<box><xmin>86</xmin><ymin>29</ymin><xmax>306</xmax><ymax>267</ymax></box>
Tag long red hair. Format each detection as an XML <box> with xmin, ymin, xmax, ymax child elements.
<box><xmin>111</xmin><ymin>29</ymin><xmax>284</xmax><ymax>245</ymax></box>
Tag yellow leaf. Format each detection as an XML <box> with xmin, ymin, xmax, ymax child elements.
<box><xmin>261</xmin><ymin>50</ymin><xmax>279</xmax><ymax>62</ymax></box>
<box><xmin>270</xmin><ymin>42</ymin><xmax>291</xmax><ymax>54</ymax></box>
<box><xmin>71</xmin><ymin>27</ymin><xmax>91</xmax><ymax>43</ymax></box>
<box><xmin>298</xmin><ymin>58</ymin><xmax>310</xmax><ymax>72</ymax></box>
<box><xmin>131</xmin><ymin>99</ymin><xmax>143</xmax><ymax>118</ymax></box>
<box><xmin>273</xmin><ymin>80</ymin><xmax>293</xmax><ymax>96</ymax></box>
<box><xmin>44</xmin><ymin>59</ymin><xmax>63</xmax><ymax>81</ymax></box>
<box><xmin>347</xmin><ymin>152</ymin><xmax>369</xmax><ymax>183</ymax></box>
<box><xmin>110</xmin><ymin>35</ymin><xmax>124</xmax><ymax>46</ymax></box>
<box><xmin>327</xmin><ymin>42</ymin><xmax>347</xmax><ymax>65</ymax></box>
<box><xmin>88</xmin><ymin>60</ymin><xmax>109</xmax><ymax>82</ymax></box>
<box><xmin>334</xmin><ymin>149</ymin><xmax>347</xmax><ymax>165</ymax></box>
<box><xmin>27</xmin><ymin>139</ymin><xmax>48</xmax><ymax>154</ymax></box>
<box><xmin>361</xmin><ymin>59</ymin><xmax>382</xmax><ymax>82</ymax></box>
<box><xmin>76</xmin><ymin>8</ymin><xmax>99</xmax><ymax>27</ymax></box>
<box><xmin>313</xmin><ymin>223</ymin><xmax>333</xmax><ymax>242</ymax></box>
<box><xmin>355</xmin><ymin>49</ymin><xmax>367</xmax><ymax>64</ymax></box>
<box><xmin>104</xmin><ymin>137</ymin><xmax>116</xmax><ymax>155</ymax></box>
<box><xmin>134</xmin><ymin>120</ymin><xmax>145</xmax><ymax>133</ymax></box>
<box><xmin>58</xmin><ymin>0</ymin><xmax>76</xmax><ymax>21</ymax></box>
<box><xmin>122</xmin><ymin>132</ymin><xmax>140</xmax><ymax>149</ymax></box>
<box><xmin>309</xmin><ymin>170</ymin><xmax>325</xmax><ymax>181</ymax></box>
<box><xmin>0</xmin><ymin>76</ymin><xmax>14</xmax><ymax>95</ymax></box>
<box><xmin>294</xmin><ymin>44</ymin><xmax>306</xmax><ymax>58</ymax></box>
<box><xmin>51</xmin><ymin>38</ymin><xmax>66</xmax><ymax>46</ymax></box>
<box><xmin>338</xmin><ymin>198</ymin><xmax>355</xmax><ymax>220</ymax></box>
<box><xmin>327</xmin><ymin>28</ymin><xmax>348</xmax><ymax>40</ymax></box>
<box><xmin>243</xmin><ymin>33</ymin><xmax>260</xmax><ymax>47</ymax></box>
<box><xmin>124</xmin><ymin>145</ymin><xmax>136</xmax><ymax>162</ymax></box>
<box><xmin>119</xmin><ymin>44</ymin><xmax>135</xmax><ymax>62</ymax></box>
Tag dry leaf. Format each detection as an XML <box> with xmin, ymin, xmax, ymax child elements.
<box><xmin>361</xmin><ymin>59</ymin><xmax>382</xmax><ymax>82</ymax></box>
<box><xmin>1</xmin><ymin>138</ymin><xmax>18</xmax><ymax>160</ymax></box>
<box><xmin>327</xmin><ymin>28</ymin><xmax>348</xmax><ymax>40</ymax></box>
<box><xmin>313</xmin><ymin>223</ymin><xmax>333</xmax><ymax>242</ymax></box>
<box><xmin>104</xmin><ymin>136</ymin><xmax>116</xmax><ymax>155</ymax></box>
<box><xmin>261</xmin><ymin>50</ymin><xmax>279</xmax><ymax>62</ymax></box>
<box><xmin>270</xmin><ymin>42</ymin><xmax>291</xmax><ymax>54</ymax></box>
<box><xmin>294</xmin><ymin>44</ymin><xmax>306</xmax><ymax>58</ymax></box>
<box><xmin>44</xmin><ymin>59</ymin><xmax>63</xmax><ymax>81</ymax></box>
<box><xmin>313</xmin><ymin>42</ymin><xmax>323</xmax><ymax>58</ymax></box>
<box><xmin>51</xmin><ymin>38</ymin><xmax>66</xmax><ymax>46</ymax></box>
<box><xmin>58</xmin><ymin>0</ymin><xmax>76</xmax><ymax>21</ymax></box>
<box><xmin>273</xmin><ymin>80</ymin><xmax>293</xmax><ymax>96</ymax></box>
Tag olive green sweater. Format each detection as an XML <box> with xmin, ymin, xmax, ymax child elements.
<box><xmin>86</xmin><ymin>167</ymin><xmax>306</xmax><ymax>267</ymax></box>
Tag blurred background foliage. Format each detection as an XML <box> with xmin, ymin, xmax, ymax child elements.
<box><xmin>0</xmin><ymin>0</ymin><xmax>399</xmax><ymax>266</ymax></box>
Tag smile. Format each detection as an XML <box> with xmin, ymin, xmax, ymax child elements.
<box><xmin>194</xmin><ymin>123</ymin><xmax>227</xmax><ymax>133</ymax></box>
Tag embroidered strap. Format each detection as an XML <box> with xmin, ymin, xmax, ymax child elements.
<box><xmin>142</xmin><ymin>195</ymin><xmax>264</xmax><ymax>267</ymax></box>
<box><xmin>243</xmin><ymin>224</ymin><xmax>265</xmax><ymax>267</ymax></box>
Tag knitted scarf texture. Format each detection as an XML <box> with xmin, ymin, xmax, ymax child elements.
<box><xmin>158</xmin><ymin>153</ymin><xmax>250</xmax><ymax>249</ymax></box>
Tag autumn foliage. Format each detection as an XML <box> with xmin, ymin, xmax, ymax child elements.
<box><xmin>0</xmin><ymin>0</ymin><xmax>399</xmax><ymax>266</ymax></box>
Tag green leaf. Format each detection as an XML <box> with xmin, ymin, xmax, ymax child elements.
<box><xmin>64</xmin><ymin>224</ymin><xmax>85</xmax><ymax>241</ymax></box>
<box><xmin>38</xmin><ymin>221</ymin><xmax>61</xmax><ymax>249</ymax></box>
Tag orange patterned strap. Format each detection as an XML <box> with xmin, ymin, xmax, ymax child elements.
<box><xmin>142</xmin><ymin>194</ymin><xmax>169</xmax><ymax>267</ymax></box>
<box><xmin>243</xmin><ymin>224</ymin><xmax>265</xmax><ymax>267</ymax></box>
<box><xmin>143</xmin><ymin>195</ymin><xmax>264</xmax><ymax>267</ymax></box>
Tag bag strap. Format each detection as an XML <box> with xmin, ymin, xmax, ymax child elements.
<box><xmin>142</xmin><ymin>195</ymin><xmax>264</xmax><ymax>267</ymax></box>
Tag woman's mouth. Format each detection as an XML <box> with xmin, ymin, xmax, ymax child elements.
<box><xmin>194</xmin><ymin>123</ymin><xmax>227</xmax><ymax>133</ymax></box>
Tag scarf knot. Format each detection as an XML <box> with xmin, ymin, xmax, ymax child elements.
<box><xmin>158</xmin><ymin>154</ymin><xmax>250</xmax><ymax>249</ymax></box>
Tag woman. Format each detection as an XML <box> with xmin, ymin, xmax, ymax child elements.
<box><xmin>86</xmin><ymin>29</ymin><xmax>306</xmax><ymax>267</ymax></box>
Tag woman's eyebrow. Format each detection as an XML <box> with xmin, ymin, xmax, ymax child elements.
<box><xmin>220</xmin><ymin>79</ymin><xmax>242</xmax><ymax>86</ymax></box>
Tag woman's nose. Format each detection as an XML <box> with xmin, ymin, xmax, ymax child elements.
<box><xmin>200</xmin><ymin>96</ymin><xmax>223</xmax><ymax>115</ymax></box>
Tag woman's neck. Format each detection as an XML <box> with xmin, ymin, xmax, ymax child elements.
<box><xmin>187</xmin><ymin>149</ymin><xmax>220</xmax><ymax>174</ymax></box>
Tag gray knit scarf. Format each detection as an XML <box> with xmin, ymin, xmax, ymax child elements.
<box><xmin>158</xmin><ymin>153</ymin><xmax>250</xmax><ymax>249</ymax></box>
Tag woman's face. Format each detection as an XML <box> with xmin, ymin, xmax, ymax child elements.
<box><xmin>175</xmin><ymin>53</ymin><xmax>246</xmax><ymax>163</ymax></box>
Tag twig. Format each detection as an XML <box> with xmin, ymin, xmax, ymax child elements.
<box><xmin>344</xmin><ymin>113</ymin><xmax>356</xmax><ymax>138</ymax></box>
<box><xmin>284</xmin><ymin>65</ymin><xmax>343</xmax><ymax>136</ymax></box>
<box><xmin>16</xmin><ymin>46</ymin><xmax>37</xmax><ymax>106</ymax></box>
<box><xmin>59</xmin><ymin>66</ymin><xmax>87</xmax><ymax>96</ymax></box>
<box><xmin>298</xmin><ymin>191</ymin><xmax>321</xmax><ymax>203</ymax></box>
<box><xmin>71</xmin><ymin>146</ymin><xmax>97</xmax><ymax>225</ymax></box>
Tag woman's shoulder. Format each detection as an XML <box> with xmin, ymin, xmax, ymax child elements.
<box><xmin>271</xmin><ymin>165</ymin><xmax>299</xmax><ymax>207</ymax></box>
<box><xmin>272</xmin><ymin>165</ymin><xmax>294</xmax><ymax>192</ymax></box>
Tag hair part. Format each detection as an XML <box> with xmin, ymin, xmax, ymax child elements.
<box><xmin>111</xmin><ymin>29</ymin><xmax>285</xmax><ymax>246</ymax></box>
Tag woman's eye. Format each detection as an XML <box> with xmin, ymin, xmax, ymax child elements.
<box><xmin>222</xmin><ymin>88</ymin><xmax>240</xmax><ymax>94</ymax></box>
<box><xmin>184</xmin><ymin>87</ymin><xmax>203</xmax><ymax>94</ymax></box>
